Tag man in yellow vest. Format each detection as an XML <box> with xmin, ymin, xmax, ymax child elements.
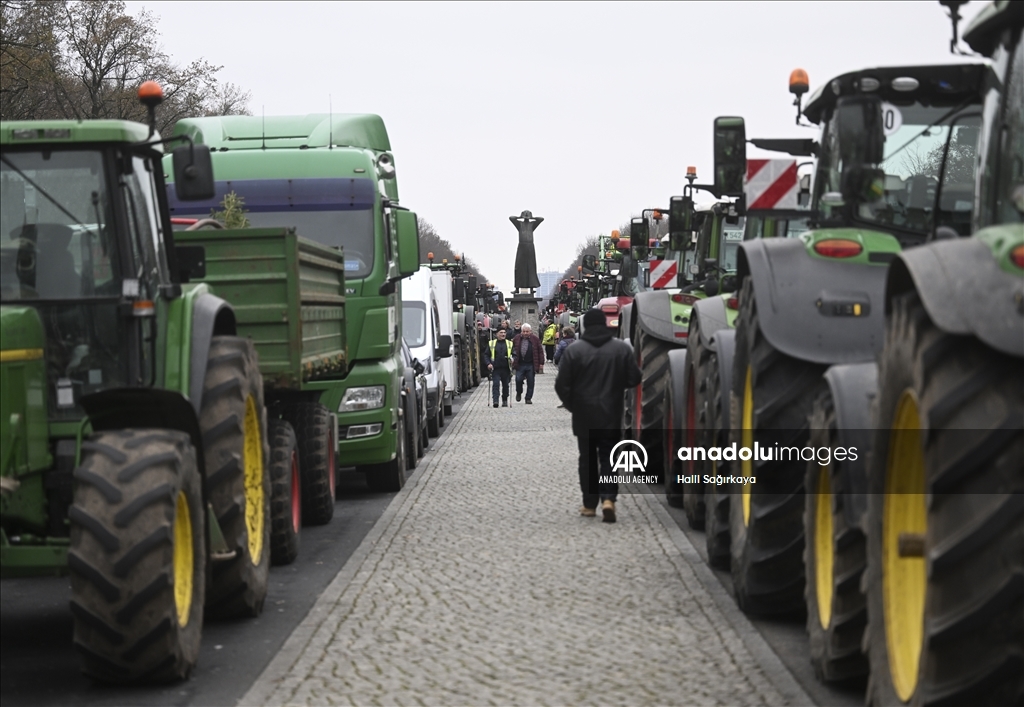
<box><xmin>485</xmin><ymin>327</ymin><xmax>514</xmax><ymax>407</ymax></box>
<box><xmin>542</xmin><ymin>319</ymin><xmax>558</xmax><ymax>365</ymax></box>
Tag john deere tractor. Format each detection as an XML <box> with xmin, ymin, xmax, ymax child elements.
<box><xmin>0</xmin><ymin>84</ymin><xmax>271</xmax><ymax>682</ymax></box>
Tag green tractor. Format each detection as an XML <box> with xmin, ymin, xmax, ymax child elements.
<box><xmin>714</xmin><ymin>59</ymin><xmax>987</xmax><ymax>628</ymax></box>
<box><xmin>624</xmin><ymin>189</ymin><xmax>744</xmax><ymax>481</ymax></box>
<box><xmin>671</xmin><ymin>201</ymin><xmax>811</xmax><ymax>544</ymax></box>
<box><xmin>1</xmin><ymin>86</ymin><xmax>271</xmax><ymax>682</ymax></box>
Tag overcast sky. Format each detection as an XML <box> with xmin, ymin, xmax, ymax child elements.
<box><xmin>131</xmin><ymin>0</ymin><xmax>985</xmax><ymax>293</ymax></box>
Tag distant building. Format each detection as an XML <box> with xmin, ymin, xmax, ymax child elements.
<box><xmin>537</xmin><ymin>269</ymin><xmax>562</xmax><ymax>302</ymax></box>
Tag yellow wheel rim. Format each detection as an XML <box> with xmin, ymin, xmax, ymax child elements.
<box><xmin>815</xmin><ymin>464</ymin><xmax>834</xmax><ymax>629</ymax></box>
<box><xmin>883</xmin><ymin>390</ymin><xmax>927</xmax><ymax>702</ymax></box>
<box><xmin>243</xmin><ymin>395</ymin><xmax>265</xmax><ymax>564</ymax></box>
<box><xmin>173</xmin><ymin>490</ymin><xmax>193</xmax><ymax>627</ymax></box>
<box><xmin>741</xmin><ymin>366</ymin><xmax>754</xmax><ymax>525</ymax></box>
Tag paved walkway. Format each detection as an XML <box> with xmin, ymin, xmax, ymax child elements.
<box><xmin>242</xmin><ymin>375</ymin><xmax>812</xmax><ymax>706</ymax></box>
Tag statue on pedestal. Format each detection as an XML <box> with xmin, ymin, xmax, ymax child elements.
<box><xmin>510</xmin><ymin>210</ymin><xmax>543</xmax><ymax>291</ymax></box>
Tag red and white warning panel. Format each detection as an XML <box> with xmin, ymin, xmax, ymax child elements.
<box><xmin>745</xmin><ymin>159</ymin><xmax>798</xmax><ymax>210</ymax></box>
<box><xmin>649</xmin><ymin>259</ymin><xmax>678</xmax><ymax>289</ymax></box>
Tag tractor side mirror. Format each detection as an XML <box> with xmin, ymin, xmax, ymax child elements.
<box><xmin>668</xmin><ymin>195</ymin><xmax>692</xmax><ymax>251</ymax></box>
<box><xmin>713</xmin><ymin>117</ymin><xmax>746</xmax><ymax>197</ymax></box>
<box><xmin>171</xmin><ymin>145</ymin><xmax>215</xmax><ymax>201</ymax></box>
<box><xmin>396</xmin><ymin>210</ymin><xmax>421</xmax><ymax>278</ymax></box>
<box><xmin>630</xmin><ymin>217</ymin><xmax>649</xmax><ymax>260</ymax></box>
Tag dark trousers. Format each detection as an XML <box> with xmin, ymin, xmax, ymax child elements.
<box><xmin>545</xmin><ymin>344</ymin><xmax>555</xmax><ymax>362</ymax></box>
<box><xmin>577</xmin><ymin>430</ymin><xmax>620</xmax><ymax>509</ymax></box>
<box><xmin>515</xmin><ymin>365</ymin><xmax>535</xmax><ymax>401</ymax></box>
<box><xmin>491</xmin><ymin>367</ymin><xmax>511</xmax><ymax>403</ymax></box>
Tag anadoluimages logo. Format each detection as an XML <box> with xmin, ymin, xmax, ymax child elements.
<box><xmin>609</xmin><ymin>440</ymin><xmax>648</xmax><ymax>474</ymax></box>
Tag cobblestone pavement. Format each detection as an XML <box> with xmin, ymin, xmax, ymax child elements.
<box><xmin>243</xmin><ymin>375</ymin><xmax>812</xmax><ymax>706</ymax></box>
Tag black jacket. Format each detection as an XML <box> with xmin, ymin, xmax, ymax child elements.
<box><xmin>554</xmin><ymin>326</ymin><xmax>642</xmax><ymax>436</ymax></box>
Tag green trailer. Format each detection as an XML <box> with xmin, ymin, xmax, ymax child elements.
<box><xmin>1</xmin><ymin>90</ymin><xmax>272</xmax><ymax>682</ymax></box>
<box><xmin>173</xmin><ymin>225</ymin><xmax>348</xmax><ymax>561</ymax></box>
<box><xmin>167</xmin><ymin>115</ymin><xmax>420</xmax><ymax>494</ymax></box>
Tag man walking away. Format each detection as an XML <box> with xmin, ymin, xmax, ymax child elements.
<box><xmin>485</xmin><ymin>328</ymin><xmax>514</xmax><ymax>407</ymax></box>
<box><xmin>555</xmin><ymin>309</ymin><xmax>641</xmax><ymax>522</ymax></box>
<box><xmin>511</xmin><ymin>323</ymin><xmax>544</xmax><ymax>404</ymax></box>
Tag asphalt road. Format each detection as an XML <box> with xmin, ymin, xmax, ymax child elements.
<box><xmin>0</xmin><ymin>394</ymin><xmax>468</xmax><ymax>707</ymax></box>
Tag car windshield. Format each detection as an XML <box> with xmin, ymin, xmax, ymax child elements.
<box><xmin>403</xmin><ymin>301</ymin><xmax>427</xmax><ymax>347</ymax></box>
<box><xmin>1</xmin><ymin>149</ymin><xmax>122</xmax><ymax>301</ymax></box>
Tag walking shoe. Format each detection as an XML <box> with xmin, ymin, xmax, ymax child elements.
<box><xmin>516</xmin><ymin>393</ymin><xmax>522</xmax><ymax>402</ymax></box>
<box><xmin>601</xmin><ymin>500</ymin><xmax>616</xmax><ymax>523</ymax></box>
<box><xmin>579</xmin><ymin>506</ymin><xmax>597</xmax><ymax>517</ymax></box>
<box><xmin>502</xmin><ymin>400</ymin><xmax>508</xmax><ymax>407</ymax></box>
<box><xmin>525</xmin><ymin>399</ymin><xmax>532</xmax><ymax>404</ymax></box>
<box><xmin>493</xmin><ymin>402</ymin><xmax>499</xmax><ymax>408</ymax></box>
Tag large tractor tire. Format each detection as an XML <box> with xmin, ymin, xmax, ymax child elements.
<box><xmin>366</xmin><ymin>417</ymin><xmax>407</xmax><ymax>493</ymax></box>
<box><xmin>705</xmin><ymin>352</ymin><xmax>731</xmax><ymax>570</ymax></box>
<box><xmin>282</xmin><ymin>402</ymin><xmax>335</xmax><ymax>523</ymax></box>
<box><xmin>803</xmin><ymin>390</ymin><xmax>868</xmax><ymax>683</ymax></box>
<box><xmin>200</xmin><ymin>336</ymin><xmax>270</xmax><ymax>620</ymax></box>
<box><xmin>405</xmin><ymin>405</ymin><xmax>419</xmax><ymax>472</ymax></box>
<box><xmin>69</xmin><ymin>429</ymin><xmax>204</xmax><ymax>683</ymax></box>
<box><xmin>864</xmin><ymin>292</ymin><xmax>1024</xmax><ymax>706</ymax></box>
<box><xmin>638</xmin><ymin>329</ymin><xmax>675</xmax><ymax>484</ymax></box>
<box><xmin>682</xmin><ymin>320</ymin><xmax>715</xmax><ymax>528</ymax></box>
<box><xmin>729</xmin><ymin>278</ymin><xmax>825</xmax><ymax>615</ymax></box>
<box><xmin>267</xmin><ymin>418</ymin><xmax>300</xmax><ymax>566</ymax></box>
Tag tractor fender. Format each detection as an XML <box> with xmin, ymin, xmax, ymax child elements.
<box><xmin>692</xmin><ymin>296</ymin><xmax>730</xmax><ymax>353</ymax></box>
<box><xmin>454</xmin><ymin>312</ymin><xmax>466</xmax><ymax>338</ymax></box>
<box><xmin>709</xmin><ymin>328</ymin><xmax>736</xmax><ymax>426</ymax></box>
<box><xmin>188</xmin><ymin>294</ymin><xmax>237</xmax><ymax>416</ymax></box>
<box><xmin>80</xmin><ymin>389</ymin><xmax>205</xmax><ymax>478</ymax></box>
<box><xmin>667</xmin><ymin>348</ymin><xmax>689</xmax><ymax>433</ymax></box>
<box><xmin>886</xmin><ymin>237</ymin><xmax>1024</xmax><ymax>358</ymax></box>
<box><xmin>632</xmin><ymin>291</ymin><xmax>677</xmax><ymax>344</ymax></box>
<box><xmin>464</xmin><ymin>305</ymin><xmax>475</xmax><ymax>332</ymax></box>
<box><xmin>737</xmin><ymin>239</ymin><xmax>888</xmax><ymax>365</ymax></box>
<box><xmin>822</xmin><ymin>362</ymin><xmax>878</xmax><ymax>531</ymax></box>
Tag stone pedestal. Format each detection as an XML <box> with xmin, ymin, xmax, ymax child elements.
<box><xmin>509</xmin><ymin>291</ymin><xmax>542</xmax><ymax>334</ymax></box>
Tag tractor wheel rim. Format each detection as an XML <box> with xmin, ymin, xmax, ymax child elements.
<box><xmin>173</xmin><ymin>490</ymin><xmax>194</xmax><ymax>627</ymax></box>
<box><xmin>884</xmin><ymin>390</ymin><xmax>927</xmax><ymax>702</ymax></box>
<box><xmin>290</xmin><ymin>449</ymin><xmax>301</xmax><ymax>533</ymax></box>
<box><xmin>815</xmin><ymin>464</ymin><xmax>834</xmax><ymax>629</ymax></box>
<box><xmin>243</xmin><ymin>395</ymin><xmax>265</xmax><ymax>564</ymax></box>
<box><xmin>741</xmin><ymin>365</ymin><xmax>754</xmax><ymax>525</ymax></box>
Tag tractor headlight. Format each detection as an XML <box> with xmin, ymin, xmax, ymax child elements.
<box><xmin>339</xmin><ymin>386</ymin><xmax>386</xmax><ymax>412</ymax></box>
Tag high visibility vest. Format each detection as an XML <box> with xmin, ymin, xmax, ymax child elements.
<box><xmin>543</xmin><ymin>324</ymin><xmax>557</xmax><ymax>345</ymax></box>
<box><xmin>489</xmin><ymin>338</ymin><xmax>513</xmax><ymax>365</ymax></box>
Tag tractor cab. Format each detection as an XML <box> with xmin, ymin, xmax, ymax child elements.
<box><xmin>1</xmin><ymin>127</ymin><xmax>173</xmax><ymax>420</ymax></box>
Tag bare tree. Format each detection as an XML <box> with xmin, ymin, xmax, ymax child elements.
<box><xmin>1</xmin><ymin>1</ymin><xmax>251</xmax><ymax>132</ymax></box>
<box><xmin>417</xmin><ymin>219</ymin><xmax>490</xmax><ymax>284</ymax></box>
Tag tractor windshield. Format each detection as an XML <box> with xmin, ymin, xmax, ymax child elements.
<box><xmin>815</xmin><ymin>100</ymin><xmax>982</xmax><ymax>239</ymax></box>
<box><xmin>977</xmin><ymin>27</ymin><xmax>1024</xmax><ymax>229</ymax></box>
<box><xmin>1</xmin><ymin>148</ymin><xmax>144</xmax><ymax>419</ymax></box>
<box><xmin>719</xmin><ymin>220</ymin><xmax>745</xmax><ymax>271</ymax></box>
<box><xmin>1</xmin><ymin>149</ymin><xmax>123</xmax><ymax>301</ymax></box>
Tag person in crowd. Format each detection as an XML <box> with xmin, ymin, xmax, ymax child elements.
<box><xmin>511</xmin><ymin>323</ymin><xmax>544</xmax><ymax>404</ymax></box>
<box><xmin>554</xmin><ymin>309</ymin><xmax>641</xmax><ymax>522</ymax></box>
<box><xmin>553</xmin><ymin>326</ymin><xmax>575</xmax><ymax>365</ymax></box>
<box><xmin>512</xmin><ymin>320</ymin><xmax>523</xmax><ymax>339</ymax></box>
<box><xmin>542</xmin><ymin>319</ymin><xmax>558</xmax><ymax>364</ymax></box>
<box><xmin>484</xmin><ymin>327</ymin><xmax>514</xmax><ymax>407</ymax></box>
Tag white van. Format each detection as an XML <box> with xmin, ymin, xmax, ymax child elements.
<box><xmin>402</xmin><ymin>266</ymin><xmax>452</xmax><ymax>436</ymax></box>
<box><xmin>428</xmin><ymin>269</ymin><xmax>457</xmax><ymax>416</ymax></box>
